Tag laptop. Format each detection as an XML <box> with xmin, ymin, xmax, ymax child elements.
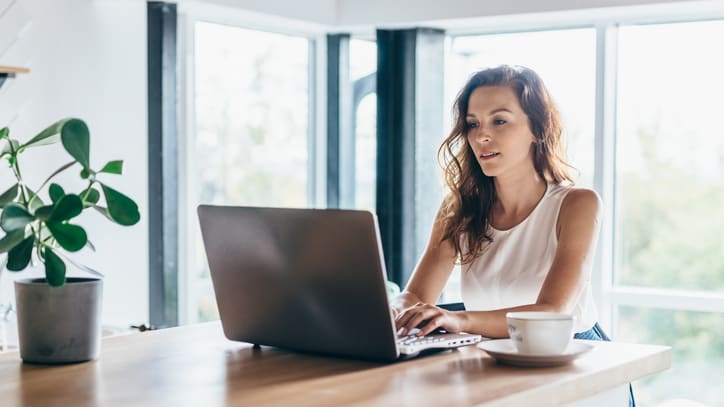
<box><xmin>197</xmin><ymin>205</ymin><xmax>482</xmax><ymax>362</ymax></box>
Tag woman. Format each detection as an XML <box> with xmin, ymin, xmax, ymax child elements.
<box><xmin>392</xmin><ymin>65</ymin><xmax>634</xmax><ymax>405</ymax></box>
<box><xmin>392</xmin><ymin>66</ymin><xmax>636</xmax><ymax>406</ymax></box>
<box><xmin>392</xmin><ymin>64</ymin><xmax>605</xmax><ymax>342</ymax></box>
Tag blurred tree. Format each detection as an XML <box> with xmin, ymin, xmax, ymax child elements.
<box><xmin>617</xmin><ymin>122</ymin><xmax>724</xmax><ymax>405</ymax></box>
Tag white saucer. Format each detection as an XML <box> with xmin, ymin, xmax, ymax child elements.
<box><xmin>477</xmin><ymin>339</ymin><xmax>594</xmax><ymax>367</ymax></box>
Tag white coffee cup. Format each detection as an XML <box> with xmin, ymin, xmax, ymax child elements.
<box><xmin>506</xmin><ymin>312</ymin><xmax>575</xmax><ymax>355</ymax></box>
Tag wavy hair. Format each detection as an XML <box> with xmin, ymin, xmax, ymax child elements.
<box><xmin>437</xmin><ymin>65</ymin><xmax>573</xmax><ymax>264</ymax></box>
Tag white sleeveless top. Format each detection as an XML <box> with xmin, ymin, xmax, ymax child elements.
<box><xmin>460</xmin><ymin>183</ymin><xmax>598</xmax><ymax>333</ymax></box>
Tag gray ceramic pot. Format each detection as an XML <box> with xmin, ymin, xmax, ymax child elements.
<box><xmin>14</xmin><ymin>277</ymin><xmax>102</xmax><ymax>364</ymax></box>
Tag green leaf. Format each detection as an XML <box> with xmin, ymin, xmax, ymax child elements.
<box><xmin>99</xmin><ymin>160</ymin><xmax>123</xmax><ymax>175</ymax></box>
<box><xmin>55</xmin><ymin>250</ymin><xmax>103</xmax><ymax>278</ymax></box>
<box><xmin>48</xmin><ymin>194</ymin><xmax>83</xmax><ymax>222</ymax></box>
<box><xmin>34</xmin><ymin>204</ymin><xmax>54</xmax><ymax>221</ymax></box>
<box><xmin>38</xmin><ymin>223</ymin><xmax>51</xmax><ymax>242</ymax></box>
<box><xmin>80</xmin><ymin>168</ymin><xmax>91</xmax><ymax>179</ymax></box>
<box><xmin>83</xmin><ymin>188</ymin><xmax>100</xmax><ymax>206</ymax></box>
<box><xmin>32</xmin><ymin>161</ymin><xmax>75</xmax><ymax>204</ymax></box>
<box><xmin>0</xmin><ymin>184</ymin><xmax>19</xmax><ymax>208</ymax></box>
<box><xmin>100</xmin><ymin>184</ymin><xmax>139</xmax><ymax>226</ymax></box>
<box><xmin>92</xmin><ymin>205</ymin><xmax>113</xmax><ymax>222</ymax></box>
<box><xmin>49</xmin><ymin>183</ymin><xmax>65</xmax><ymax>203</ymax></box>
<box><xmin>43</xmin><ymin>247</ymin><xmax>66</xmax><ymax>287</ymax></box>
<box><xmin>0</xmin><ymin>228</ymin><xmax>27</xmax><ymax>253</ymax></box>
<box><xmin>0</xmin><ymin>127</ymin><xmax>8</xmax><ymax>140</ymax></box>
<box><xmin>60</xmin><ymin>119</ymin><xmax>90</xmax><ymax>169</ymax></box>
<box><xmin>21</xmin><ymin>118</ymin><xmax>72</xmax><ymax>149</ymax></box>
<box><xmin>1</xmin><ymin>139</ymin><xmax>20</xmax><ymax>155</ymax></box>
<box><xmin>0</xmin><ymin>203</ymin><xmax>34</xmax><ymax>232</ymax></box>
<box><xmin>7</xmin><ymin>235</ymin><xmax>34</xmax><ymax>271</ymax></box>
<box><xmin>46</xmin><ymin>222</ymin><xmax>87</xmax><ymax>252</ymax></box>
<box><xmin>24</xmin><ymin>186</ymin><xmax>45</xmax><ymax>213</ymax></box>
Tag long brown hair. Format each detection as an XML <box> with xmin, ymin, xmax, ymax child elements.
<box><xmin>437</xmin><ymin>65</ymin><xmax>573</xmax><ymax>264</ymax></box>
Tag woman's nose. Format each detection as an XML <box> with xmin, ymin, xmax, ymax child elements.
<box><xmin>471</xmin><ymin>126</ymin><xmax>491</xmax><ymax>143</ymax></box>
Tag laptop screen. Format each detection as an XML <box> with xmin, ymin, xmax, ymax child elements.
<box><xmin>198</xmin><ymin>206</ymin><xmax>400</xmax><ymax>361</ymax></box>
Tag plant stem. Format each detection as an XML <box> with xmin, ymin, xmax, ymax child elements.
<box><xmin>14</xmin><ymin>169</ymin><xmax>30</xmax><ymax>207</ymax></box>
<box><xmin>28</xmin><ymin>160</ymin><xmax>76</xmax><ymax>207</ymax></box>
<box><xmin>7</xmin><ymin>142</ymin><xmax>29</xmax><ymax>206</ymax></box>
<box><xmin>35</xmin><ymin>223</ymin><xmax>43</xmax><ymax>260</ymax></box>
<box><xmin>81</xmin><ymin>180</ymin><xmax>96</xmax><ymax>202</ymax></box>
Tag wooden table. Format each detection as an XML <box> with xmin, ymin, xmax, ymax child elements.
<box><xmin>0</xmin><ymin>322</ymin><xmax>670</xmax><ymax>406</ymax></box>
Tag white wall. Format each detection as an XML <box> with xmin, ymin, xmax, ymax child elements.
<box><xmin>187</xmin><ymin>0</ymin><xmax>724</xmax><ymax>31</ymax></box>
<box><xmin>335</xmin><ymin>0</ymin><xmax>708</xmax><ymax>26</ymax></box>
<box><xmin>0</xmin><ymin>0</ymin><xmax>148</xmax><ymax>327</ymax></box>
<box><xmin>191</xmin><ymin>0</ymin><xmax>336</xmax><ymax>25</ymax></box>
<box><xmin>197</xmin><ymin>0</ymin><xmax>717</xmax><ymax>27</ymax></box>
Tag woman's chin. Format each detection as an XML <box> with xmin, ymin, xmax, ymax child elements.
<box><xmin>479</xmin><ymin>164</ymin><xmax>499</xmax><ymax>178</ymax></box>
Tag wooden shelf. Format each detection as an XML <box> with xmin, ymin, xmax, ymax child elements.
<box><xmin>0</xmin><ymin>66</ymin><xmax>29</xmax><ymax>90</ymax></box>
<box><xmin>0</xmin><ymin>66</ymin><xmax>29</xmax><ymax>74</ymax></box>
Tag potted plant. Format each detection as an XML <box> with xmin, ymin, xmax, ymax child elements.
<box><xmin>0</xmin><ymin>118</ymin><xmax>139</xmax><ymax>363</ymax></box>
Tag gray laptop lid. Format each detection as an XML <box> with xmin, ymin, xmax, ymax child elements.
<box><xmin>197</xmin><ymin>205</ymin><xmax>400</xmax><ymax>361</ymax></box>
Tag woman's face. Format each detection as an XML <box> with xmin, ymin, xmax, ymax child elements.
<box><xmin>465</xmin><ymin>85</ymin><xmax>536</xmax><ymax>178</ymax></box>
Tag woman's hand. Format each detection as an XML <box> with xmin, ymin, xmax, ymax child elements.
<box><xmin>390</xmin><ymin>306</ymin><xmax>401</xmax><ymax>320</ymax></box>
<box><xmin>394</xmin><ymin>302</ymin><xmax>466</xmax><ymax>336</ymax></box>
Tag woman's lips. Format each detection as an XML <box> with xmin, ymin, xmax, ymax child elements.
<box><xmin>480</xmin><ymin>152</ymin><xmax>500</xmax><ymax>161</ymax></box>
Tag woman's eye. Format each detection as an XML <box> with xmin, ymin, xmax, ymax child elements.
<box><xmin>466</xmin><ymin>122</ymin><xmax>479</xmax><ymax>129</ymax></box>
<box><xmin>493</xmin><ymin>119</ymin><xmax>507</xmax><ymax>125</ymax></box>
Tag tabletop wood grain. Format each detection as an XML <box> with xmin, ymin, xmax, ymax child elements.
<box><xmin>0</xmin><ymin>322</ymin><xmax>670</xmax><ymax>407</ymax></box>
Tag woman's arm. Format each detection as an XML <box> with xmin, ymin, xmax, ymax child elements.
<box><xmin>389</xmin><ymin>205</ymin><xmax>458</xmax><ymax>317</ymax></box>
<box><xmin>395</xmin><ymin>188</ymin><xmax>602</xmax><ymax>338</ymax></box>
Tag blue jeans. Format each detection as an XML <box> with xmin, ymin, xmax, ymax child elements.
<box><xmin>575</xmin><ymin>323</ymin><xmax>636</xmax><ymax>407</ymax></box>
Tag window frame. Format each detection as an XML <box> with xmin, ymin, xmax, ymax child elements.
<box><xmin>606</xmin><ymin>18</ymin><xmax>724</xmax><ymax>334</ymax></box>
<box><xmin>173</xmin><ymin>0</ymin><xmax>724</xmax><ymax>330</ymax></box>
<box><xmin>176</xmin><ymin>2</ymin><xmax>327</xmax><ymax>324</ymax></box>
<box><xmin>444</xmin><ymin>6</ymin><xmax>724</xmax><ymax>335</ymax></box>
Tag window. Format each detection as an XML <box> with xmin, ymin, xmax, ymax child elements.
<box><xmin>441</xmin><ymin>28</ymin><xmax>596</xmax><ymax>303</ymax></box>
<box><xmin>185</xmin><ymin>21</ymin><xmax>313</xmax><ymax>323</ymax></box>
<box><xmin>447</xmin><ymin>29</ymin><xmax>596</xmax><ymax>188</ymax></box>
<box><xmin>175</xmin><ymin>13</ymin><xmax>723</xmax><ymax>405</ymax></box>
<box><xmin>614</xmin><ymin>20</ymin><xmax>724</xmax><ymax>405</ymax></box>
<box><xmin>350</xmin><ymin>38</ymin><xmax>377</xmax><ymax>212</ymax></box>
<box><xmin>615</xmin><ymin>21</ymin><xmax>724</xmax><ymax>292</ymax></box>
<box><xmin>617</xmin><ymin>307</ymin><xmax>724</xmax><ymax>405</ymax></box>
<box><xmin>354</xmin><ymin>93</ymin><xmax>376</xmax><ymax>212</ymax></box>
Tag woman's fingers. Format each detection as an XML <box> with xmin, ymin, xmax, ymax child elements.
<box><xmin>394</xmin><ymin>306</ymin><xmax>419</xmax><ymax>333</ymax></box>
<box><xmin>417</xmin><ymin>315</ymin><xmax>445</xmax><ymax>337</ymax></box>
<box><xmin>403</xmin><ymin>309</ymin><xmax>438</xmax><ymax>335</ymax></box>
<box><xmin>395</xmin><ymin>303</ymin><xmax>444</xmax><ymax>336</ymax></box>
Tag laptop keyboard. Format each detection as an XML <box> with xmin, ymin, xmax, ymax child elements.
<box><xmin>397</xmin><ymin>334</ymin><xmax>448</xmax><ymax>346</ymax></box>
<box><xmin>395</xmin><ymin>328</ymin><xmax>483</xmax><ymax>355</ymax></box>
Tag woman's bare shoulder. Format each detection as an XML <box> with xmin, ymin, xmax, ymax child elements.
<box><xmin>560</xmin><ymin>187</ymin><xmax>602</xmax><ymax>223</ymax></box>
